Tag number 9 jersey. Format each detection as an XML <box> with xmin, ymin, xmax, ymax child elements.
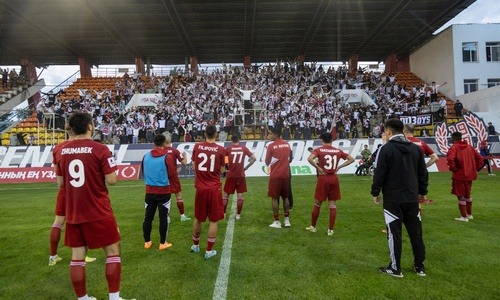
<box><xmin>56</xmin><ymin>139</ymin><xmax>117</xmax><ymax>224</ymax></box>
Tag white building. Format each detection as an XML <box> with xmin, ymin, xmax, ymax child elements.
<box><xmin>410</xmin><ymin>23</ymin><xmax>500</xmax><ymax>128</ymax></box>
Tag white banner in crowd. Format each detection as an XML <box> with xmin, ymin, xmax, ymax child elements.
<box><xmin>124</xmin><ymin>94</ymin><xmax>163</xmax><ymax>110</ymax></box>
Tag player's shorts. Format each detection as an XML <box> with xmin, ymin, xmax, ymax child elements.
<box><xmin>224</xmin><ymin>177</ymin><xmax>247</xmax><ymax>194</ymax></box>
<box><xmin>451</xmin><ymin>179</ymin><xmax>472</xmax><ymax>198</ymax></box>
<box><xmin>194</xmin><ymin>187</ymin><xmax>223</xmax><ymax>222</ymax></box>
<box><xmin>169</xmin><ymin>177</ymin><xmax>182</xmax><ymax>194</ymax></box>
<box><xmin>267</xmin><ymin>177</ymin><xmax>290</xmax><ymax>199</ymax></box>
<box><xmin>314</xmin><ymin>175</ymin><xmax>341</xmax><ymax>201</ymax></box>
<box><xmin>65</xmin><ymin>216</ymin><xmax>121</xmax><ymax>249</ymax></box>
<box><xmin>54</xmin><ymin>188</ymin><xmax>65</xmax><ymax>216</ymax></box>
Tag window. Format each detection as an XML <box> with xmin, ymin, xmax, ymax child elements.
<box><xmin>486</xmin><ymin>42</ymin><xmax>500</xmax><ymax>62</ymax></box>
<box><xmin>463</xmin><ymin>79</ymin><xmax>478</xmax><ymax>94</ymax></box>
<box><xmin>487</xmin><ymin>78</ymin><xmax>500</xmax><ymax>88</ymax></box>
<box><xmin>462</xmin><ymin>42</ymin><xmax>478</xmax><ymax>62</ymax></box>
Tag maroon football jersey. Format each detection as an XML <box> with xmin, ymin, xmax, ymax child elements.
<box><xmin>265</xmin><ymin>138</ymin><xmax>291</xmax><ymax>178</ymax></box>
<box><xmin>225</xmin><ymin>144</ymin><xmax>253</xmax><ymax>178</ymax></box>
<box><xmin>312</xmin><ymin>145</ymin><xmax>349</xmax><ymax>175</ymax></box>
<box><xmin>56</xmin><ymin>139</ymin><xmax>117</xmax><ymax>224</ymax></box>
<box><xmin>192</xmin><ymin>141</ymin><xmax>225</xmax><ymax>189</ymax></box>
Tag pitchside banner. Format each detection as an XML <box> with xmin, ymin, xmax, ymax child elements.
<box><xmin>400</xmin><ymin>114</ymin><xmax>432</xmax><ymax>126</ymax></box>
<box><xmin>0</xmin><ymin>112</ymin><xmax>497</xmax><ymax>183</ymax></box>
<box><xmin>1</xmin><ymin>141</ymin><xmax>498</xmax><ymax>183</ymax></box>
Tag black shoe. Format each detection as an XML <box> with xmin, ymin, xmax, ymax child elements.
<box><xmin>414</xmin><ymin>265</ymin><xmax>426</xmax><ymax>277</ymax></box>
<box><xmin>379</xmin><ymin>266</ymin><xmax>403</xmax><ymax>278</ymax></box>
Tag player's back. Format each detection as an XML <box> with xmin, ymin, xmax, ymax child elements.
<box><xmin>226</xmin><ymin>144</ymin><xmax>252</xmax><ymax>178</ymax></box>
<box><xmin>266</xmin><ymin>138</ymin><xmax>291</xmax><ymax>178</ymax></box>
<box><xmin>314</xmin><ymin>145</ymin><xmax>348</xmax><ymax>175</ymax></box>
<box><xmin>57</xmin><ymin>139</ymin><xmax>116</xmax><ymax>224</ymax></box>
<box><xmin>192</xmin><ymin>141</ymin><xmax>225</xmax><ymax>189</ymax></box>
<box><xmin>407</xmin><ymin>136</ymin><xmax>434</xmax><ymax>156</ymax></box>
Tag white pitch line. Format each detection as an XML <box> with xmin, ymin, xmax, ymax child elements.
<box><xmin>213</xmin><ymin>195</ymin><xmax>237</xmax><ymax>300</ymax></box>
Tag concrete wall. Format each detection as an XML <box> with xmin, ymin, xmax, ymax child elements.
<box><xmin>410</xmin><ymin>26</ymin><xmax>455</xmax><ymax>97</ymax></box>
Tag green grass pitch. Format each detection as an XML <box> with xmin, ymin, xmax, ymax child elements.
<box><xmin>0</xmin><ymin>172</ymin><xmax>499</xmax><ymax>299</ymax></box>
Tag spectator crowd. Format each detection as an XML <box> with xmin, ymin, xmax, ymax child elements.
<box><xmin>34</xmin><ymin>61</ymin><xmax>454</xmax><ymax>144</ymax></box>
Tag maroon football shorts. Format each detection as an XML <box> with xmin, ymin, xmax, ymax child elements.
<box><xmin>194</xmin><ymin>187</ymin><xmax>223</xmax><ymax>222</ymax></box>
<box><xmin>314</xmin><ymin>175</ymin><xmax>341</xmax><ymax>201</ymax></box>
<box><xmin>65</xmin><ymin>216</ymin><xmax>120</xmax><ymax>249</ymax></box>
<box><xmin>267</xmin><ymin>177</ymin><xmax>290</xmax><ymax>199</ymax></box>
<box><xmin>451</xmin><ymin>179</ymin><xmax>472</xmax><ymax>198</ymax></box>
<box><xmin>224</xmin><ymin>177</ymin><xmax>247</xmax><ymax>194</ymax></box>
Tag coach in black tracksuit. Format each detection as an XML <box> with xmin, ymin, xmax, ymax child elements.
<box><xmin>371</xmin><ymin>119</ymin><xmax>428</xmax><ymax>277</ymax></box>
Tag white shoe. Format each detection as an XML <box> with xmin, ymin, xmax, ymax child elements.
<box><xmin>269</xmin><ymin>220</ymin><xmax>282</xmax><ymax>228</ymax></box>
<box><xmin>305</xmin><ymin>226</ymin><xmax>317</xmax><ymax>232</ymax></box>
<box><xmin>84</xmin><ymin>256</ymin><xmax>96</xmax><ymax>263</ymax></box>
<box><xmin>488</xmin><ymin>173</ymin><xmax>496</xmax><ymax>176</ymax></box>
<box><xmin>467</xmin><ymin>215</ymin><xmax>474</xmax><ymax>220</ymax></box>
<box><xmin>180</xmin><ymin>214</ymin><xmax>191</xmax><ymax>221</ymax></box>
<box><xmin>235</xmin><ymin>214</ymin><xmax>241</xmax><ymax>220</ymax></box>
<box><xmin>327</xmin><ymin>229</ymin><xmax>334</xmax><ymax>236</ymax></box>
<box><xmin>455</xmin><ymin>217</ymin><xmax>469</xmax><ymax>222</ymax></box>
<box><xmin>190</xmin><ymin>244</ymin><xmax>200</xmax><ymax>253</ymax></box>
<box><xmin>48</xmin><ymin>255</ymin><xmax>62</xmax><ymax>266</ymax></box>
<box><xmin>284</xmin><ymin>218</ymin><xmax>291</xmax><ymax>228</ymax></box>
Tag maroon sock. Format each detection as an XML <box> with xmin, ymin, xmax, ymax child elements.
<box><xmin>237</xmin><ymin>198</ymin><xmax>244</xmax><ymax>214</ymax></box>
<box><xmin>176</xmin><ymin>199</ymin><xmax>185</xmax><ymax>215</ymax></box>
<box><xmin>49</xmin><ymin>224</ymin><xmax>62</xmax><ymax>256</ymax></box>
<box><xmin>192</xmin><ymin>234</ymin><xmax>200</xmax><ymax>246</ymax></box>
<box><xmin>105</xmin><ymin>256</ymin><xmax>121</xmax><ymax>293</ymax></box>
<box><xmin>70</xmin><ymin>260</ymin><xmax>86</xmax><ymax>297</ymax></box>
<box><xmin>465</xmin><ymin>199</ymin><xmax>472</xmax><ymax>215</ymax></box>
<box><xmin>207</xmin><ymin>237</ymin><xmax>216</xmax><ymax>251</ymax></box>
<box><xmin>329</xmin><ymin>206</ymin><xmax>337</xmax><ymax>230</ymax></box>
<box><xmin>311</xmin><ymin>204</ymin><xmax>321</xmax><ymax>227</ymax></box>
<box><xmin>273</xmin><ymin>214</ymin><xmax>280</xmax><ymax>221</ymax></box>
<box><xmin>458</xmin><ymin>204</ymin><xmax>467</xmax><ymax>217</ymax></box>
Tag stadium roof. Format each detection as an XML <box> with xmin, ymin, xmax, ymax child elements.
<box><xmin>0</xmin><ymin>0</ymin><xmax>476</xmax><ymax>67</ymax></box>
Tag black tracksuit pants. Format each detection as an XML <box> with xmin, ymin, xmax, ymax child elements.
<box><xmin>383</xmin><ymin>201</ymin><xmax>425</xmax><ymax>271</ymax></box>
<box><xmin>143</xmin><ymin>194</ymin><xmax>171</xmax><ymax>244</ymax></box>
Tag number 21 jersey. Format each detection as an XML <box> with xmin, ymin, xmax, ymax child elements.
<box><xmin>192</xmin><ymin>141</ymin><xmax>225</xmax><ymax>189</ymax></box>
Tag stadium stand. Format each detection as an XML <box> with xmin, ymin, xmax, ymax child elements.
<box><xmin>2</xmin><ymin>65</ymin><xmax>466</xmax><ymax>145</ymax></box>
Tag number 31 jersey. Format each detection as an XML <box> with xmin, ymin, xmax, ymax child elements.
<box><xmin>56</xmin><ymin>139</ymin><xmax>117</xmax><ymax>224</ymax></box>
<box><xmin>312</xmin><ymin>145</ymin><xmax>349</xmax><ymax>176</ymax></box>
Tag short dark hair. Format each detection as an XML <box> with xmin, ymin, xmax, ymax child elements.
<box><xmin>153</xmin><ymin>134</ymin><xmax>166</xmax><ymax>146</ymax></box>
<box><xmin>385</xmin><ymin>119</ymin><xmax>404</xmax><ymax>135</ymax></box>
<box><xmin>205</xmin><ymin>125</ymin><xmax>217</xmax><ymax>139</ymax></box>
<box><xmin>231</xmin><ymin>135</ymin><xmax>239</xmax><ymax>143</ymax></box>
<box><xmin>270</xmin><ymin>127</ymin><xmax>281</xmax><ymax>137</ymax></box>
<box><xmin>451</xmin><ymin>131</ymin><xmax>462</xmax><ymax>142</ymax></box>
<box><xmin>319</xmin><ymin>132</ymin><xmax>333</xmax><ymax>143</ymax></box>
<box><xmin>68</xmin><ymin>112</ymin><xmax>93</xmax><ymax>135</ymax></box>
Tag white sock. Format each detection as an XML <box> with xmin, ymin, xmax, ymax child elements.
<box><xmin>109</xmin><ymin>291</ymin><xmax>120</xmax><ymax>300</ymax></box>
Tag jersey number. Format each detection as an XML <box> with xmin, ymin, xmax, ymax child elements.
<box><xmin>324</xmin><ymin>155</ymin><xmax>338</xmax><ymax>170</ymax></box>
<box><xmin>197</xmin><ymin>153</ymin><xmax>216</xmax><ymax>172</ymax></box>
<box><xmin>68</xmin><ymin>159</ymin><xmax>85</xmax><ymax>188</ymax></box>
<box><xmin>231</xmin><ymin>151</ymin><xmax>244</xmax><ymax>164</ymax></box>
